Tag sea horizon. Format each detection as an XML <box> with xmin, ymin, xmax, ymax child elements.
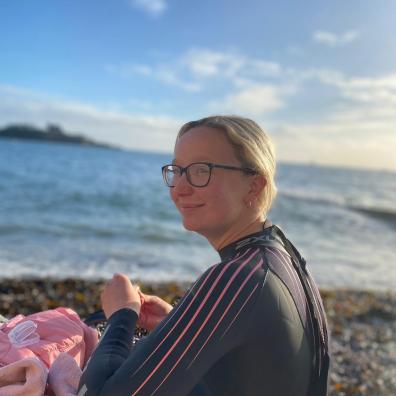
<box><xmin>1</xmin><ymin>139</ymin><xmax>395</xmax><ymax>291</ymax></box>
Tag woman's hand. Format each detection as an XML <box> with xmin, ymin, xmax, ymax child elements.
<box><xmin>137</xmin><ymin>292</ymin><xmax>173</xmax><ymax>331</ymax></box>
<box><xmin>101</xmin><ymin>273</ymin><xmax>142</xmax><ymax>319</ymax></box>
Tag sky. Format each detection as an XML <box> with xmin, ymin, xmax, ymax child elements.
<box><xmin>1</xmin><ymin>0</ymin><xmax>396</xmax><ymax>171</ymax></box>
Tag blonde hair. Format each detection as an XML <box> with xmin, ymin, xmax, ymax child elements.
<box><xmin>177</xmin><ymin>115</ymin><xmax>277</xmax><ymax>214</ymax></box>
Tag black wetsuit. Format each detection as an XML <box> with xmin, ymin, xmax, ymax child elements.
<box><xmin>78</xmin><ymin>224</ymin><xmax>330</xmax><ymax>396</ymax></box>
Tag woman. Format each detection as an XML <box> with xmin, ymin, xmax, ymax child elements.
<box><xmin>78</xmin><ymin>116</ymin><xmax>330</xmax><ymax>396</ymax></box>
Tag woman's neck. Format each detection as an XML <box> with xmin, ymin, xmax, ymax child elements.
<box><xmin>210</xmin><ymin>216</ymin><xmax>267</xmax><ymax>252</ymax></box>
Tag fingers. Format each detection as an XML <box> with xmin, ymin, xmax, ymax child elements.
<box><xmin>100</xmin><ymin>273</ymin><xmax>142</xmax><ymax>318</ymax></box>
<box><xmin>112</xmin><ymin>272</ymin><xmax>131</xmax><ymax>285</ymax></box>
<box><xmin>105</xmin><ymin>273</ymin><xmax>139</xmax><ymax>290</ymax></box>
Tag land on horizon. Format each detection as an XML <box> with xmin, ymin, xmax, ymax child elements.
<box><xmin>0</xmin><ymin>123</ymin><xmax>117</xmax><ymax>149</ymax></box>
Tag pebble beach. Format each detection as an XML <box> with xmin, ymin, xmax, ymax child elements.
<box><xmin>0</xmin><ymin>278</ymin><xmax>395</xmax><ymax>396</ymax></box>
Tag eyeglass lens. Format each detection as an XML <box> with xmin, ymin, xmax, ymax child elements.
<box><xmin>165</xmin><ymin>163</ymin><xmax>211</xmax><ymax>187</ymax></box>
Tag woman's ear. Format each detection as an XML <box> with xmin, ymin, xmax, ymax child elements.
<box><xmin>250</xmin><ymin>174</ymin><xmax>267</xmax><ymax>197</ymax></box>
<box><xmin>244</xmin><ymin>174</ymin><xmax>267</xmax><ymax>208</ymax></box>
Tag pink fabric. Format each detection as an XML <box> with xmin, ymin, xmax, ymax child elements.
<box><xmin>48</xmin><ymin>353</ymin><xmax>82</xmax><ymax>396</ymax></box>
<box><xmin>0</xmin><ymin>357</ymin><xmax>47</xmax><ymax>396</ymax></box>
<box><xmin>0</xmin><ymin>307</ymin><xmax>98</xmax><ymax>369</ymax></box>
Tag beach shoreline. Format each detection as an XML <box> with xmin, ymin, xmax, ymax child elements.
<box><xmin>1</xmin><ymin>278</ymin><xmax>395</xmax><ymax>396</ymax></box>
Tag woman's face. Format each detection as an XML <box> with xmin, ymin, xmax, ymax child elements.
<box><xmin>171</xmin><ymin>126</ymin><xmax>254</xmax><ymax>246</ymax></box>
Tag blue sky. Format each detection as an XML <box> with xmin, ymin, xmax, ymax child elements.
<box><xmin>1</xmin><ymin>0</ymin><xmax>395</xmax><ymax>170</ymax></box>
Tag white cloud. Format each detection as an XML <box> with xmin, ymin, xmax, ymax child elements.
<box><xmin>294</xmin><ymin>68</ymin><xmax>344</xmax><ymax>85</ymax></box>
<box><xmin>182</xmin><ymin>49</ymin><xmax>229</xmax><ymax>77</ymax></box>
<box><xmin>210</xmin><ymin>84</ymin><xmax>292</xmax><ymax>117</ymax></box>
<box><xmin>0</xmin><ymin>84</ymin><xmax>180</xmax><ymax>153</ymax></box>
<box><xmin>107</xmin><ymin>48</ymin><xmax>282</xmax><ymax>93</ymax></box>
<box><xmin>155</xmin><ymin>67</ymin><xmax>201</xmax><ymax>92</ymax></box>
<box><xmin>273</xmin><ymin>112</ymin><xmax>396</xmax><ymax>170</ymax></box>
<box><xmin>181</xmin><ymin>49</ymin><xmax>282</xmax><ymax>80</ymax></box>
<box><xmin>182</xmin><ymin>49</ymin><xmax>246</xmax><ymax>79</ymax></box>
<box><xmin>104</xmin><ymin>50</ymin><xmax>396</xmax><ymax>169</ymax></box>
<box><xmin>234</xmin><ymin>64</ymin><xmax>396</xmax><ymax>170</ymax></box>
<box><xmin>308</xmin><ymin>69</ymin><xmax>396</xmax><ymax>107</ymax></box>
<box><xmin>106</xmin><ymin>62</ymin><xmax>200</xmax><ymax>92</ymax></box>
<box><xmin>129</xmin><ymin>0</ymin><xmax>167</xmax><ymax>17</ymax></box>
<box><xmin>4</xmin><ymin>41</ymin><xmax>396</xmax><ymax>171</ymax></box>
<box><xmin>313</xmin><ymin>30</ymin><xmax>360</xmax><ymax>47</ymax></box>
<box><xmin>270</xmin><ymin>70</ymin><xmax>396</xmax><ymax>170</ymax></box>
<box><xmin>2</xmin><ymin>72</ymin><xmax>395</xmax><ymax>171</ymax></box>
<box><xmin>287</xmin><ymin>67</ymin><xmax>396</xmax><ymax>109</ymax></box>
<box><xmin>338</xmin><ymin>74</ymin><xmax>396</xmax><ymax>105</ymax></box>
<box><xmin>249</xmin><ymin>60</ymin><xmax>282</xmax><ymax>77</ymax></box>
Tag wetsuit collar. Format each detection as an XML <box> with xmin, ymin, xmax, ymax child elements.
<box><xmin>218</xmin><ymin>219</ymin><xmax>274</xmax><ymax>261</ymax></box>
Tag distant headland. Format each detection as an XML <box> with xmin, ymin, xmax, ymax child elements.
<box><xmin>0</xmin><ymin>123</ymin><xmax>116</xmax><ymax>149</ymax></box>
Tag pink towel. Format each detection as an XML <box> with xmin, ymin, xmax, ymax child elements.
<box><xmin>0</xmin><ymin>307</ymin><xmax>98</xmax><ymax>369</ymax></box>
<box><xmin>47</xmin><ymin>353</ymin><xmax>82</xmax><ymax>396</ymax></box>
<box><xmin>0</xmin><ymin>307</ymin><xmax>98</xmax><ymax>396</ymax></box>
<box><xmin>0</xmin><ymin>357</ymin><xmax>47</xmax><ymax>396</ymax></box>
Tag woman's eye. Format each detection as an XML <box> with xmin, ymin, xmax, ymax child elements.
<box><xmin>170</xmin><ymin>167</ymin><xmax>181</xmax><ymax>176</ymax></box>
<box><xmin>196</xmin><ymin>166</ymin><xmax>209</xmax><ymax>174</ymax></box>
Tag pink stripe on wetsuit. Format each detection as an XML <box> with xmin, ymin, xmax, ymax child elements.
<box><xmin>78</xmin><ymin>225</ymin><xmax>329</xmax><ymax>396</ymax></box>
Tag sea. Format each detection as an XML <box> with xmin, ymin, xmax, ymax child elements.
<box><xmin>0</xmin><ymin>139</ymin><xmax>395</xmax><ymax>291</ymax></box>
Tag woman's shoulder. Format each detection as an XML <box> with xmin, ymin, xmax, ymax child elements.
<box><xmin>207</xmin><ymin>247</ymin><xmax>268</xmax><ymax>289</ymax></box>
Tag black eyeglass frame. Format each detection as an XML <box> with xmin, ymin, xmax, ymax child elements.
<box><xmin>161</xmin><ymin>162</ymin><xmax>257</xmax><ymax>188</ymax></box>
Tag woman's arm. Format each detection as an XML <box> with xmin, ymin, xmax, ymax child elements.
<box><xmin>78</xmin><ymin>248</ymin><xmax>265</xmax><ymax>396</ymax></box>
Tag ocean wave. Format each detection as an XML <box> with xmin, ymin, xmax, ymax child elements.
<box><xmin>349</xmin><ymin>206</ymin><xmax>396</xmax><ymax>228</ymax></box>
<box><xmin>39</xmin><ymin>191</ymin><xmax>136</xmax><ymax>210</ymax></box>
<box><xmin>0</xmin><ymin>223</ymin><xmax>123</xmax><ymax>238</ymax></box>
<box><xmin>279</xmin><ymin>190</ymin><xmax>396</xmax><ymax>227</ymax></box>
<box><xmin>279</xmin><ymin>190</ymin><xmax>346</xmax><ymax>207</ymax></box>
<box><xmin>67</xmin><ymin>224</ymin><xmax>120</xmax><ymax>238</ymax></box>
<box><xmin>0</xmin><ymin>224</ymin><xmax>24</xmax><ymax>235</ymax></box>
<box><xmin>139</xmin><ymin>232</ymin><xmax>183</xmax><ymax>243</ymax></box>
<box><xmin>0</xmin><ymin>222</ymin><xmax>186</xmax><ymax>242</ymax></box>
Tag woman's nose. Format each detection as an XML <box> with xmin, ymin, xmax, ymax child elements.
<box><xmin>173</xmin><ymin>172</ymin><xmax>193</xmax><ymax>194</ymax></box>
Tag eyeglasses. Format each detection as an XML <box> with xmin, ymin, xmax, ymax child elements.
<box><xmin>161</xmin><ymin>162</ymin><xmax>257</xmax><ymax>188</ymax></box>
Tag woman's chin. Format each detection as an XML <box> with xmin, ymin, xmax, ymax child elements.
<box><xmin>181</xmin><ymin>216</ymin><xmax>207</xmax><ymax>234</ymax></box>
<box><xmin>182</xmin><ymin>219</ymin><xmax>214</xmax><ymax>241</ymax></box>
<box><xmin>182</xmin><ymin>219</ymin><xmax>199</xmax><ymax>232</ymax></box>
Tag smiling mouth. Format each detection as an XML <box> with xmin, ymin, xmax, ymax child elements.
<box><xmin>179</xmin><ymin>204</ymin><xmax>205</xmax><ymax>212</ymax></box>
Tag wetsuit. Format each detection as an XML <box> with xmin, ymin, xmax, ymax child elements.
<box><xmin>78</xmin><ymin>224</ymin><xmax>330</xmax><ymax>396</ymax></box>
